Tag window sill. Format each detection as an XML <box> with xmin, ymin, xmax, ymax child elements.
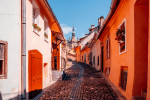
<box><xmin>119</xmin><ymin>50</ymin><xmax>126</xmax><ymax>55</ymax></box>
<box><xmin>33</xmin><ymin>30</ymin><xmax>40</xmax><ymax>36</ymax></box>
<box><xmin>0</xmin><ymin>75</ymin><xmax>7</xmax><ymax>79</ymax></box>
<box><xmin>44</xmin><ymin>39</ymin><xmax>49</xmax><ymax>43</ymax></box>
<box><xmin>119</xmin><ymin>86</ymin><xmax>126</xmax><ymax>92</ymax></box>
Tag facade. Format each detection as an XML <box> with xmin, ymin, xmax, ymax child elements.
<box><xmin>147</xmin><ymin>1</ymin><xmax>150</xmax><ymax>99</ymax></box>
<box><xmin>74</xmin><ymin>45</ymin><xmax>81</xmax><ymax>62</ymax></box>
<box><xmin>0</xmin><ymin>0</ymin><xmax>21</xmax><ymax>99</ymax></box>
<box><xmin>98</xmin><ymin>0</ymin><xmax>148</xmax><ymax>99</ymax></box>
<box><xmin>88</xmin><ymin>16</ymin><xmax>103</xmax><ymax>70</ymax></box>
<box><xmin>0</xmin><ymin>0</ymin><xmax>64</xmax><ymax>99</ymax></box>
<box><xmin>80</xmin><ymin>25</ymin><xmax>96</xmax><ymax>50</ymax></box>
<box><xmin>89</xmin><ymin>36</ymin><xmax>101</xmax><ymax>71</ymax></box>
<box><xmin>80</xmin><ymin>44</ymin><xmax>90</xmax><ymax>64</ymax></box>
<box><xmin>76</xmin><ymin>25</ymin><xmax>97</xmax><ymax>64</ymax></box>
<box><xmin>74</xmin><ymin>0</ymin><xmax>150</xmax><ymax>99</ymax></box>
<box><xmin>60</xmin><ymin>41</ymin><xmax>67</xmax><ymax>70</ymax></box>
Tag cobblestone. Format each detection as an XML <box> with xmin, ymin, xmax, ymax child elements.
<box><xmin>38</xmin><ymin>61</ymin><xmax>120</xmax><ymax>100</ymax></box>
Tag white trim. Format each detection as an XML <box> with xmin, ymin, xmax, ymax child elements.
<box><xmin>119</xmin><ymin>18</ymin><xmax>126</xmax><ymax>55</ymax></box>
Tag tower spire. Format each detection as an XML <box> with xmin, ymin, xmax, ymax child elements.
<box><xmin>72</xmin><ymin>25</ymin><xmax>75</xmax><ymax>37</ymax></box>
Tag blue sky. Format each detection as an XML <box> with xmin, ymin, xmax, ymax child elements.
<box><xmin>48</xmin><ymin>0</ymin><xmax>111</xmax><ymax>40</ymax></box>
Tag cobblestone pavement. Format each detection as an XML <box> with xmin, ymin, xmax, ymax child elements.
<box><xmin>38</xmin><ymin>61</ymin><xmax>120</xmax><ymax>100</ymax></box>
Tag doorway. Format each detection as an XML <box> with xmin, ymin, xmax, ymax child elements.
<box><xmin>101</xmin><ymin>46</ymin><xmax>104</xmax><ymax>72</ymax></box>
<box><xmin>28</xmin><ymin>50</ymin><xmax>43</xmax><ymax>99</ymax></box>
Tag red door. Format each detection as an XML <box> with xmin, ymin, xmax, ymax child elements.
<box><xmin>29</xmin><ymin>50</ymin><xmax>43</xmax><ymax>99</ymax></box>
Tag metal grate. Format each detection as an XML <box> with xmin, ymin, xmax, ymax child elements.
<box><xmin>120</xmin><ymin>67</ymin><xmax>128</xmax><ymax>90</ymax></box>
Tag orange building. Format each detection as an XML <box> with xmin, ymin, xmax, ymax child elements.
<box><xmin>74</xmin><ymin>45</ymin><xmax>81</xmax><ymax>62</ymax></box>
<box><xmin>98</xmin><ymin>0</ymin><xmax>148</xmax><ymax>99</ymax></box>
<box><xmin>80</xmin><ymin>41</ymin><xmax>91</xmax><ymax>64</ymax></box>
<box><xmin>51</xmin><ymin>31</ymin><xmax>65</xmax><ymax>70</ymax></box>
<box><xmin>147</xmin><ymin>0</ymin><xmax>150</xmax><ymax>99</ymax></box>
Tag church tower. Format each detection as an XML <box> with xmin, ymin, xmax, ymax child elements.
<box><xmin>71</xmin><ymin>26</ymin><xmax>76</xmax><ymax>43</ymax></box>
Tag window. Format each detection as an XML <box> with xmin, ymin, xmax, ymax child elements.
<box><xmin>106</xmin><ymin>37</ymin><xmax>110</xmax><ymax>59</ymax></box>
<box><xmin>32</xmin><ymin>7</ymin><xmax>39</xmax><ymax>25</ymax></box>
<box><xmin>32</xmin><ymin>3</ymin><xmax>40</xmax><ymax>33</ymax></box>
<box><xmin>88</xmin><ymin>54</ymin><xmax>90</xmax><ymax>61</ymax></box>
<box><xmin>97</xmin><ymin>56</ymin><xmax>99</xmax><ymax>66</ymax></box>
<box><xmin>93</xmin><ymin>56</ymin><xmax>95</xmax><ymax>65</ymax></box>
<box><xmin>0</xmin><ymin>40</ymin><xmax>8</xmax><ymax>79</ymax></box>
<box><xmin>82</xmin><ymin>56</ymin><xmax>83</xmax><ymax>61</ymax></box>
<box><xmin>105</xmin><ymin>67</ymin><xmax>110</xmax><ymax>76</ymax></box>
<box><xmin>84</xmin><ymin>53</ymin><xmax>86</xmax><ymax>63</ymax></box>
<box><xmin>119</xmin><ymin>20</ymin><xmax>126</xmax><ymax>54</ymax></box>
<box><xmin>120</xmin><ymin>66</ymin><xmax>128</xmax><ymax>90</ymax></box>
<box><xmin>44</xmin><ymin>20</ymin><xmax>48</xmax><ymax>40</ymax></box>
<box><xmin>32</xmin><ymin>7</ymin><xmax>36</xmax><ymax>24</ymax></box>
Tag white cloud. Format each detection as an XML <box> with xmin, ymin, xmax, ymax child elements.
<box><xmin>61</xmin><ymin>24</ymin><xmax>72</xmax><ymax>34</ymax></box>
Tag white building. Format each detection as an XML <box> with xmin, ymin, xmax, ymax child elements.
<box><xmin>0</xmin><ymin>0</ymin><xmax>64</xmax><ymax>99</ymax></box>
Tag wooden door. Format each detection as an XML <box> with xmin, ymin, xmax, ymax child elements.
<box><xmin>29</xmin><ymin>50</ymin><xmax>43</xmax><ymax>99</ymax></box>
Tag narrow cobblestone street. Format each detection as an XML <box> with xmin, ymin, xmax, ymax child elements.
<box><xmin>39</xmin><ymin>61</ymin><xmax>120</xmax><ymax>100</ymax></box>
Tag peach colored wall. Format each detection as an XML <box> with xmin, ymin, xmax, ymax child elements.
<box><xmin>99</xmin><ymin>0</ymin><xmax>137</xmax><ymax>99</ymax></box>
<box><xmin>26</xmin><ymin>0</ymin><xmax>52</xmax><ymax>95</ymax></box>
<box><xmin>80</xmin><ymin>50</ymin><xmax>85</xmax><ymax>63</ymax></box>
<box><xmin>75</xmin><ymin>46</ymin><xmax>81</xmax><ymax>62</ymax></box>
<box><xmin>86</xmin><ymin>48</ymin><xmax>90</xmax><ymax>65</ymax></box>
<box><xmin>80</xmin><ymin>47</ymin><xmax>90</xmax><ymax>64</ymax></box>
<box><xmin>91</xmin><ymin>40</ymin><xmax>101</xmax><ymax>70</ymax></box>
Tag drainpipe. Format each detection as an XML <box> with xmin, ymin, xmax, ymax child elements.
<box><xmin>21</xmin><ymin>0</ymin><xmax>26</xmax><ymax>99</ymax></box>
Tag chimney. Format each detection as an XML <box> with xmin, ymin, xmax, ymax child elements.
<box><xmin>98</xmin><ymin>16</ymin><xmax>104</xmax><ymax>28</ymax></box>
<box><xmin>91</xmin><ymin>25</ymin><xmax>95</xmax><ymax>29</ymax></box>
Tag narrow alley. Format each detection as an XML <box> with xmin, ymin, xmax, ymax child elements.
<box><xmin>38</xmin><ymin>61</ymin><xmax>123</xmax><ymax>100</ymax></box>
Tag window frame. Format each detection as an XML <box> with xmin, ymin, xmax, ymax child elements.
<box><xmin>119</xmin><ymin>66</ymin><xmax>128</xmax><ymax>91</ymax></box>
<box><xmin>32</xmin><ymin>3</ymin><xmax>40</xmax><ymax>34</ymax></box>
<box><xmin>106</xmin><ymin>37</ymin><xmax>110</xmax><ymax>59</ymax></box>
<box><xmin>119</xmin><ymin>19</ymin><xmax>126</xmax><ymax>55</ymax></box>
<box><xmin>44</xmin><ymin>19</ymin><xmax>49</xmax><ymax>41</ymax></box>
<box><xmin>0</xmin><ymin>40</ymin><xmax>8</xmax><ymax>79</ymax></box>
<box><xmin>97</xmin><ymin>56</ymin><xmax>99</xmax><ymax>66</ymax></box>
<box><xmin>93</xmin><ymin>56</ymin><xmax>95</xmax><ymax>65</ymax></box>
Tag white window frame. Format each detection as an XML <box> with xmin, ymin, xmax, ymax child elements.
<box><xmin>32</xmin><ymin>1</ymin><xmax>40</xmax><ymax>34</ymax></box>
<box><xmin>44</xmin><ymin>19</ymin><xmax>49</xmax><ymax>42</ymax></box>
<box><xmin>106</xmin><ymin>37</ymin><xmax>110</xmax><ymax>59</ymax></box>
<box><xmin>119</xmin><ymin>19</ymin><xmax>126</xmax><ymax>55</ymax></box>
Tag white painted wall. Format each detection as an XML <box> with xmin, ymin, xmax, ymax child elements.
<box><xmin>0</xmin><ymin>0</ymin><xmax>21</xmax><ymax>99</ymax></box>
<box><xmin>91</xmin><ymin>40</ymin><xmax>101</xmax><ymax>70</ymax></box>
<box><xmin>80</xmin><ymin>32</ymin><xmax>95</xmax><ymax>49</ymax></box>
<box><xmin>26</xmin><ymin>0</ymin><xmax>52</xmax><ymax>96</ymax></box>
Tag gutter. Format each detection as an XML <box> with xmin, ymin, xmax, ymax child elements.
<box><xmin>21</xmin><ymin>0</ymin><xmax>26</xmax><ymax>99</ymax></box>
<box><xmin>97</xmin><ymin>0</ymin><xmax>119</xmax><ymax>39</ymax></box>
